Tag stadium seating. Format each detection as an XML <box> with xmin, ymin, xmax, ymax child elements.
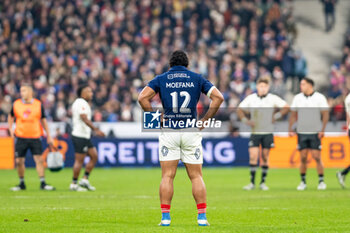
<box><xmin>0</xmin><ymin>0</ymin><xmax>298</xmax><ymax>123</ymax></box>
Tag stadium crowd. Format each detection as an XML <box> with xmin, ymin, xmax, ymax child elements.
<box><xmin>0</xmin><ymin>0</ymin><xmax>300</xmax><ymax>123</ymax></box>
<box><xmin>327</xmin><ymin>26</ymin><xmax>350</xmax><ymax>121</ymax></box>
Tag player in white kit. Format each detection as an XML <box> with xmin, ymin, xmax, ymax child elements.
<box><xmin>289</xmin><ymin>78</ymin><xmax>329</xmax><ymax>190</ymax></box>
<box><xmin>70</xmin><ymin>85</ymin><xmax>105</xmax><ymax>191</ymax></box>
<box><xmin>237</xmin><ymin>77</ymin><xmax>289</xmax><ymax>191</ymax></box>
<box><xmin>336</xmin><ymin>93</ymin><xmax>350</xmax><ymax>188</ymax></box>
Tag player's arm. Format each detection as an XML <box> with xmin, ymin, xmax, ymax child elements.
<box><xmin>7</xmin><ymin>107</ymin><xmax>15</xmax><ymax>138</ymax></box>
<box><xmin>347</xmin><ymin>111</ymin><xmax>350</xmax><ymax>133</ymax></box>
<box><xmin>199</xmin><ymin>88</ymin><xmax>224</xmax><ymax>126</ymax></box>
<box><xmin>288</xmin><ymin>111</ymin><xmax>297</xmax><ymax>136</ymax></box>
<box><xmin>319</xmin><ymin>110</ymin><xmax>329</xmax><ymax>139</ymax></box>
<box><xmin>80</xmin><ymin>114</ymin><xmax>105</xmax><ymax>137</ymax></box>
<box><xmin>272</xmin><ymin>104</ymin><xmax>290</xmax><ymax>123</ymax></box>
<box><xmin>280</xmin><ymin>104</ymin><xmax>290</xmax><ymax>116</ymax></box>
<box><xmin>345</xmin><ymin>100</ymin><xmax>350</xmax><ymax>134</ymax></box>
<box><xmin>318</xmin><ymin>96</ymin><xmax>330</xmax><ymax>139</ymax></box>
<box><xmin>138</xmin><ymin>86</ymin><xmax>157</xmax><ymax>112</ymax></box>
<box><xmin>38</xmin><ymin>103</ymin><xmax>54</xmax><ymax>145</ymax></box>
<box><xmin>237</xmin><ymin>96</ymin><xmax>254</xmax><ymax>127</ymax></box>
<box><xmin>237</xmin><ymin>107</ymin><xmax>255</xmax><ymax>127</ymax></box>
<box><xmin>289</xmin><ymin>96</ymin><xmax>298</xmax><ymax>136</ymax></box>
<box><xmin>41</xmin><ymin>118</ymin><xmax>54</xmax><ymax>145</ymax></box>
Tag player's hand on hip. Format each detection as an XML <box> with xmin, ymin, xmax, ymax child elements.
<box><xmin>318</xmin><ymin>131</ymin><xmax>324</xmax><ymax>139</ymax></box>
<box><xmin>95</xmin><ymin>129</ymin><xmax>105</xmax><ymax>137</ymax></box>
<box><xmin>197</xmin><ymin>119</ymin><xmax>205</xmax><ymax>131</ymax></box>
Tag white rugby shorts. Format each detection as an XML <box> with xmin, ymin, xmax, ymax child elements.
<box><xmin>158</xmin><ymin>129</ymin><xmax>203</xmax><ymax>164</ymax></box>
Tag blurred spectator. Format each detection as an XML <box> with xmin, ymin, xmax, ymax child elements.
<box><xmin>320</xmin><ymin>0</ymin><xmax>337</xmax><ymax>32</ymax></box>
<box><xmin>292</xmin><ymin>50</ymin><xmax>307</xmax><ymax>92</ymax></box>
<box><xmin>328</xmin><ymin>26</ymin><xmax>350</xmax><ymax>121</ymax></box>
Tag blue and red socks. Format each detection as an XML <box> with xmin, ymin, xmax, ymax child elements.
<box><xmin>161</xmin><ymin>204</ymin><xmax>171</xmax><ymax>222</ymax></box>
<box><xmin>197</xmin><ymin>203</ymin><xmax>207</xmax><ymax>218</ymax></box>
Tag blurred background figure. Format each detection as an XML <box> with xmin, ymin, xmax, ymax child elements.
<box><xmin>320</xmin><ymin>0</ymin><xmax>337</xmax><ymax>32</ymax></box>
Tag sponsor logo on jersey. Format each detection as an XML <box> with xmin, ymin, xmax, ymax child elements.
<box><xmin>167</xmin><ymin>73</ymin><xmax>190</xmax><ymax>79</ymax></box>
<box><xmin>23</xmin><ymin>109</ymin><xmax>31</xmax><ymax>118</ymax></box>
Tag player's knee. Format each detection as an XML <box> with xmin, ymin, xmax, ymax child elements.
<box><xmin>74</xmin><ymin>160</ymin><xmax>83</xmax><ymax>167</ymax></box>
<box><xmin>163</xmin><ymin>171</ymin><xmax>176</xmax><ymax>180</ymax></box>
<box><xmin>187</xmin><ymin>171</ymin><xmax>202</xmax><ymax>181</ymax></box>
<box><xmin>34</xmin><ymin>156</ymin><xmax>43</xmax><ymax>165</ymax></box>
<box><xmin>249</xmin><ymin>159</ymin><xmax>258</xmax><ymax>165</ymax></box>
<box><xmin>301</xmin><ymin>157</ymin><xmax>308</xmax><ymax>164</ymax></box>
<box><xmin>90</xmin><ymin>154</ymin><xmax>98</xmax><ymax>163</ymax></box>
<box><xmin>313</xmin><ymin>156</ymin><xmax>321</xmax><ymax>163</ymax></box>
<box><xmin>16</xmin><ymin>159</ymin><xmax>24</xmax><ymax>166</ymax></box>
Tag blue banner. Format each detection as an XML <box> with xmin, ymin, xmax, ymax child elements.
<box><xmin>25</xmin><ymin>137</ymin><xmax>249</xmax><ymax>167</ymax></box>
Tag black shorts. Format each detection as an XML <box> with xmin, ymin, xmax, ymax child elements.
<box><xmin>15</xmin><ymin>138</ymin><xmax>43</xmax><ymax>158</ymax></box>
<box><xmin>72</xmin><ymin>136</ymin><xmax>94</xmax><ymax>154</ymax></box>
<box><xmin>249</xmin><ymin>134</ymin><xmax>274</xmax><ymax>149</ymax></box>
<box><xmin>297</xmin><ymin>134</ymin><xmax>321</xmax><ymax>150</ymax></box>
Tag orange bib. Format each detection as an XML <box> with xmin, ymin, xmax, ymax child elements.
<box><xmin>13</xmin><ymin>99</ymin><xmax>43</xmax><ymax>139</ymax></box>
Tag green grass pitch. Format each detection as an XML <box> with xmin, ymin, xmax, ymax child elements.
<box><xmin>0</xmin><ymin>167</ymin><xmax>349</xmax><ymax>233</ymax></box>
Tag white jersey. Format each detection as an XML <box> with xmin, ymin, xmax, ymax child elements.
<box><xmin>72</xmin><ymin>98</ymin><xmax>92</xmax><ymax>139</ymax></box>
<box><xmin>291</xmin><ymin>92</ymin><xmax>329</xmax><ymax>134</ymax></box>
<box><xmin>238</xmin><ymin>93</ymin><xmax>287</xmax><ymax>134</ymax></box>
<box><xmin>344</xmin><ymin>93</ymin><xmax>350</xmax><ymax>129</ymax></box>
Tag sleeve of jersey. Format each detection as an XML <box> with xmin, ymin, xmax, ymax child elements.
<box><xmin>78</xmin><ymin>102</ymin><xmax>89</xmax><ymax>115</ymax></box>
<box><xmin>238</xmin><ymin>96</ymin><xmax>250</xmax><ymax>109</ymax></box>
<box><xmin>319</xmin><ymin>95</ymin><xmax>329</xmax><ymax>110</ymax></box>
<box><xmin>290</xmin><ymin>96</ymin><xmax>298</xmax><ymax>111</ymax></box>
<box><xmin>274</xmin><ymin>95</ymin><xmax>287</xmax><ymax>108</ymax></box>
<box><xmin>73</xmin><ymin>100</ymin><xmax>88</xmax><ymax>115</ymax></box>
<box><xmin>41</xmin><ymin>103</ymin><xmax>46</xmax><ymax>119</ymax></box>
<box><xmin>345</xmin><ymin>98</ymin><xmax>350</xmax><ymax>114</ymax></box>
<box><xmin>10</xmin><ymin>105</ymin><xmax>15</xmax><ymax>117</ymax></box>
<box><xmin>200</xmin><ymin>75</ymin><xmax>214</xmax><ymax>97</ymax></box>
<box><xmin>147</xmin><ymin>76</ymin><xmax>160</xmax><ymax>93</ymax></box>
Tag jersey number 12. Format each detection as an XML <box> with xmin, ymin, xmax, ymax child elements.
<box><xmin>170</xmin><ymin>91</ymin><xmax>191</xmax><ymax>113</ymax></box>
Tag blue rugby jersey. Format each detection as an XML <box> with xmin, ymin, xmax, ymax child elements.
<box><xmin>147</xmin><ymin>66</ymin><xmax>214</xmax><ymax>128</ymax></box>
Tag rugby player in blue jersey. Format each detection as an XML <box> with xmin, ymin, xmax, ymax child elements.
<box><xmin>138</xmin><ymin>50</ymin><xmax>224</xmax><ymax>226</ymax></box>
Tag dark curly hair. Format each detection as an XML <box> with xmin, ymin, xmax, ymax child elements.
<box><xmin>77</xmin><ymin>84</ymin><xmax>90</xmax><ymax>97</ymax></box>
<box><xmin>301</xmin><ymin>77</ymin><xmax>314</xmax><ymax>87</ymax></box>
<box><xmin>169</xmin><ymin>50</ymin><xmax>189</xmax><ymax>67</ymax></box>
